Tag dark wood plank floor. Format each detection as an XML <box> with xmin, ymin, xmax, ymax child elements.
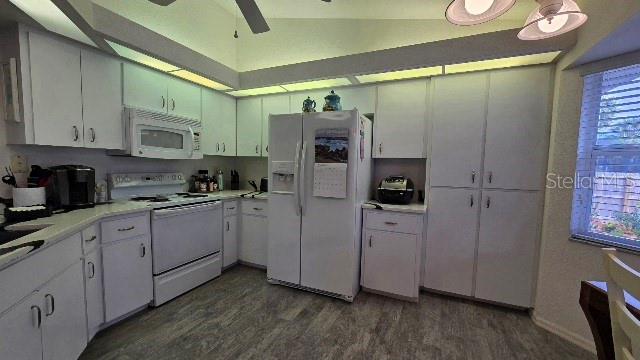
<box><xmin>80</xmin><ymin>266</ymin><xmax>595</xmax><ymax>360</ymax></box>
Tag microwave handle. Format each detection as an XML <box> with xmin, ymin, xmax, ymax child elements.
<box><xmin>188</xmin><ymin>126</ymin><xmax>195</xmax><ymax>158</ymax></box>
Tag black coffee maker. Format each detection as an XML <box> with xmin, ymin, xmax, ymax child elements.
<box><xmin>47</xmin><ymin>165</ymin><xmax>96</xmax><ymax>210</ymax></box>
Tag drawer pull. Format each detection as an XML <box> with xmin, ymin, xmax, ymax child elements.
<box><xmin>88</xmin><ymin>261</ymin><xmax>95</xmax><ymax>279</ymax></box>
<box><xmin>253</xmin><ymin>207</ymin><xmax>263</xmax><ymax>211</ymax></box>
<box><xmin>118</xmin><ymin>226</ymin><xmax>135</xmax><ymax>232</ymax></box>
<box><xmin>31</xmin><ymin>306</ymin><xmax>41</xmax><ymax>328</ymax></box>
<box><xmin>384</xmin><ymin>221</ymin><xmax>398</xmax><ymax>226</ymax></box>
<box><xmin>86</xmin><ymin>235</ymin><xmax>97</xmax><ymax>242</ymax></box>
<box><xmin>44</xmin><ymin>294</ymin><xmax>55</xmax><ymax>316</ymax></box>
<box><xmin>369</xmin><ymin>235</ymin><xmax>373</xmax><ymax>247</ymax></box>
<box><xmin>227</xmin><ymin>206</ymin><xmax>236</xmax><ymax>210</ymax></box>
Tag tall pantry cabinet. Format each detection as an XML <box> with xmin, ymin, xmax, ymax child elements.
<box><xmin>424</xmin><ymin>66</ymin><xmax>552</xmax><ymax>308</ymax></box>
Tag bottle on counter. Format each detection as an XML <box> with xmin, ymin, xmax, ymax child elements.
<box><xmin>209</xmin><ymin>175</ymin><xmax>218</xmax><ymax>192</ymax></box>
<box><xmin>217</xmin><ymin>169</ymin><xmax>224</xmax><ymax>191</ymax></box>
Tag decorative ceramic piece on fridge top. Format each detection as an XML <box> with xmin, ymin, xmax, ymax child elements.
<box><xmin>323</xmin><ymin>90</ymin><xmax>342</xmax><ymax>112</ymax></box>
<box><xmin>302</xmin><ymin>97</ymin><xmax>317</xmax><ymax>112</ymax></box>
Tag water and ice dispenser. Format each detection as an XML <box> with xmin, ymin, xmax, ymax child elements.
<box><xmin>271</xmin><ymin>161</ymin><xmax>296</xmax><ymax>193</ymax></box>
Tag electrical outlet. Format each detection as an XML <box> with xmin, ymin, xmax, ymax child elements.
<box><xmin>10</xmin><ymin>154</ymin><xmax>27</xmax><ymax>173</ymax></box>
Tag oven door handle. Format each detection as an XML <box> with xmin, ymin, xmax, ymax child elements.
<box><xmin>153</xmin><ymin>201</ymin><xmax>221</xmax><ymax>219</ymax></box>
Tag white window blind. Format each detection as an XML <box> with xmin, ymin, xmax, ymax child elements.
<box><xmin>572</xmin><ymin>63</ymin><xmax>640</xmax><ymax>251</ymax></box>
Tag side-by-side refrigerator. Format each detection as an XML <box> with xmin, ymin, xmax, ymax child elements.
<box><xmin>267</xmin><ymin>110</ymin><xmax>372</xmax><ymax>302</ymax></box>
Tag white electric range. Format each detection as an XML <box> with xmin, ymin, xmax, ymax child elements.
<box><xmin>109</xmin><ymin>172</ymin><xmax>223</xmax><ymax>306</ymax></box>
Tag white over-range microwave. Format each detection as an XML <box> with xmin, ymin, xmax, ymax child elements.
<box><xmin>109</xmin><ymin>107</ymin><xmax>203</xmax><ymax>160</ymax></box>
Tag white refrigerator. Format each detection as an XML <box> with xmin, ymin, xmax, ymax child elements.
<box><xmin>267</xmin><ymin>110</ymin><xmax>373</xmax><ymax>301</ymax></box>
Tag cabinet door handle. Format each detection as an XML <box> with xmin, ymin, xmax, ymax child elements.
<box><xmin>140</xmin><ymin>243</ymin><xmax>146</xmax><ymax>257</ymax></box>
<box><xmin>72</xmin><ymin>126</ymin><xmax>79</xmax><ymax>141</ymax></box>
<box><xmin>223</xmin><ymin>143</ymin><xmax>226</xmax><ymax>153</ymax></box>
<box><xmin>86</xmin><ymin>235</ymin><xmax>97</xmax><ymax>243</ymax></box>
<box><xmin>470</xmin><ymin>195</ymin><xmax>474</xmax><ymax>207</ymax></box>
<box><xmin>226</xmin><ymin>221</ymin><xmax>230</xmax><ymax>231</ymax></box>
<box><xmin>89</xmin><ymin>128</ymin><xmax>96</xmax><ymax>142</ymax></box>
<box><xmin>171</xmin><ymin>98</ymin><xmax>176</xmax><ymax>111</ymax></box>
<box><xmin>88</xmin><ymin>261</ymin><xmax>96</xmax><ymax>279</ymax></box>
<box><xmin>161</xmin><ymin>96</ymin><xmax>166</xmax><ymax>109</ymax></box>
<box><xmin>44</xmin><ymin>294</ymin><xmax>55</xmax><ymax>316</ymax></box>
<box><xmin>488</xmin><ymin>171</ymin><xmax>493</xmax><ymax>184</ymax></box>
<box><xmin>486</xmin><ymin>196</ymin><xmax>491</xmax><ymax>208</ymax></box>
<box><xmin>31</xmin><ymin>306</ymin><xmax>41</xmax><ymax>328</ymax></box>
<box><xmin>255</xmin><ymin>144</ymin><xmax>259</xmax><ymax>154</ymax></box>
<box><xmin>118</xmin><ymin>226</ymin><xmax>135</xmax><ymax>232</ymax></box>
<box><xmin>266</xmin><ymin>145</ymin><xmax>269</xmax><ymax>153</ymax></box>
<box><xmin>369</xmin><ymin>235</ymin><xmax>373</xmax><ymax>247</ymax></box>
<box><xmin>384</xmin><ymin>221</ymin><xmax>398</xmax><ymax>226</ymax></box>
<box><xmin>471</xmin><ymin>171</ymin><xmax>476</xmax><ymax>184</ymax></box>
<box><xmin>379</xmin><ymin>143</ymin><xmax>383</xmax><ymax>154</ymax></box>
<box><xmin>216</xmin><ymin>143</ymin><xmax>220</xmax><ymax>152</ymax></box>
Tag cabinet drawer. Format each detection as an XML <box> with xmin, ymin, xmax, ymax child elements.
<box><xmin>364</xmin><ymin>211</ymin><xmax>420</xmax><ymax>234</ymax></box>
<box><xmin>242</xmin><ymin>200</ymin><xmax>267</xmax><ymax>217</ymax></box>
<box><xmin>82</xmin><ymin>223</ymin><xmax>100</xmax><ymax>254</ymax></box>
<box><xmin>101</xmin><ymin>213</ymin><xmax>150</xmax><ymax>244</ymax></box>
<box><xmin>224</xmin><ymin>200</ymin><xmax>238</xmax><ymax>217</ymax></box>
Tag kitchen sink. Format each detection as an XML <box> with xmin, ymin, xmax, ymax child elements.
<box><xmin>0</xmin><ymin>228</ymin><xmax>41</xmax><ymax>246</ymax></box>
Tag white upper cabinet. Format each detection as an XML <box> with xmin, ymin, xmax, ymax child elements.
<box><xmin>261</xmin><ymin>94</ymin><xmax>290</xmax><ymax>157</ymax></box>
<box><xmin>338</xmin><ymin>86</ymin><xmax>376</xmax><ymax>115</ymax></box>
<box><xmin>202</xmin><ymin>89</ymin><xmax>236</xmax><ymax>156</ymax></box>
<box><xmin>484</xmin><ymin>67</ymin><xmax>551</xmax><ymax>191</ymax></box>
<box><xmin>167</xmin><ymin>77</ymin><xmax>201</xmax><ymax>120</ymax></box>
<box><xmin>475</xmin><ymin>190</ymin><xmax>540</xmax><ymax>307</ymax></box>
<box><xmin>237</xmin><ymin>97</ymin><xmax>263</xmax><ymax>157</ymax></box>
<box><xmin>374</xmin><ymin>79</ymin><xmax>428</xmax><ymax>158</ymax></box>
<box><xmin>28</xmin><ymin>31</ymin><xmax>83</xmax><ymax>147</ymax></box>
<box><xmin>81</xmin><ymin>49</ymin><xmax>123</xmax><ymax>150</ymax></box>
<box><xmin>123</xmin><ymin>63</ymin><xmax>169</xmax><ymax>113</ymax></box>
<box><xmin>430</xmin><ymin>73</ymin><xmax>488</xmax><ymax>188</ymax></box>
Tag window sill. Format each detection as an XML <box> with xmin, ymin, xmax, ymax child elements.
<box><xmin>570</xmin><ymin>235</ymin><xmax>640</xmax><ymax>256</ymax></box>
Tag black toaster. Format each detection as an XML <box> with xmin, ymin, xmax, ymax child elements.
<box><xmin>377</xmin><ymin>176</ymin><xmax>415</xmax><ymax>205</ymax></box>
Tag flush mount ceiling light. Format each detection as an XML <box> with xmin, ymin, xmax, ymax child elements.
<box><xmin>446</xmin><ymin>0</ymin><xmax>516</xmax><ymax>26</ymax></box>
<box><xmin>518</xmin><ymin>0</ymin><xmax>588</xmax><ymax>40</ymax></box>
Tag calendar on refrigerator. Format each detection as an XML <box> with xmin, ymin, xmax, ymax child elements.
<box><xmin>313</xmin><ymin>128</ymin><xmax>349</xmax><ymax>198</ymax></box>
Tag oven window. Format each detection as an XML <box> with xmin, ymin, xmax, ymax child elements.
<box><xmin>140</xmin><ymin>129</ymin><xmax>184</xmax><ymax>149</ymax></box>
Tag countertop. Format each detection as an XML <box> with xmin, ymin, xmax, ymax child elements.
<box><xmin>362</xmin><ymin>200</ymin><xmax>427</xmax><ymax>214</ymax></box>
<box><xmin>0</xmin><ymin>190</ymin><xmax>268</xmax><ymax>270</ymax></box>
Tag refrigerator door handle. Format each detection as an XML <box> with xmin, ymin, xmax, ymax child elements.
<box><xmin>293</xmin><ymin>141</ymin><xmax>302</xmax><ymax>216</ymax></box>
<box><xmin>300</xmin><ymin>141</ymin><xmax>308</xmax><ymax>215</ymax></box>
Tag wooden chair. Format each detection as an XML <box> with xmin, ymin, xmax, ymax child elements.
<box><xmin>603</xmin><ymin>248</ymin><xmax>640</xmax><ymax>360</ymax></box>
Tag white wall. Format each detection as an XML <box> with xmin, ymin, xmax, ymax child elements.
<box><xmin>533</xmin><ymin>0</ymin><xmax>640</xmax><ymax>351</ymax></box>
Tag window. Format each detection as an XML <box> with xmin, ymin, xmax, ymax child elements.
<box><xmin>572</xmin><ymin>64</ymin><xmax>640</xmax><ymax>251</ymax></box>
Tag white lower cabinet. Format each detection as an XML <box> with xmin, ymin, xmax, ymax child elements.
<box><xmin>362</xmin><ymin>230</ymin><xmax>418</xmax><ymax>299</ymax></box>
<box><xmin>361</xmin><ymin>209</ymin><xmax>423</xmax><ymax>300</ymax></box>
<box><xmin>239</xmin><ymin>200</ymin><xmax>268</xmax><ymax>267</ymax></box>
<box><xmin>102</xmin><ymin>236</ymin><xmax>153</xmax><ymax>322</ymax></box>
<box><xmin>475</xmin><ymin>190</ymin><xmax>540</xmax><ymax>307</ymax></box>
<box><xmin>424</xmin><ymin>188</ymin><xmax>479</xmax><ymax>296</ymax></box>
<box><xmin>84</xmin><ymin>249</ymin><xmax>103</xmax><ymax>340</ymax></box>
<box><xmin>0</xmin><ymin>291</ymin><xmax>43</xmax><ymax>360</ymax></box>
<box><xmin>41</xmin><ymin>262</ymin><xmax>87</xmax><ymax>360</ymax></box>
<box><xmin>424</xmin><ymin>188</ymin><xmax>540</xmax><ymax>307</ymax></box>
<box><xmin>223</xmin><ymin>215</ymin><xmax>238</xmax><ymax>268</ymax></box>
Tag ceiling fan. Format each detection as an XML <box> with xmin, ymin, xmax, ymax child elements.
<box><xmin>149</xmin><ymin>0</ymin><xmax>333</xmax><ymax>34</ymax></box>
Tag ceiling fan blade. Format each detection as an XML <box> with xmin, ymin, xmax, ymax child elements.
<box><xmin>235</xmin><ymin>0</ymin><xmax>270</xmax><ymax>34</ymax></box>
<box><xmin>148</xmin><ymin>0</ymin><xmax>177</xmax><ymax>5</ymax></box>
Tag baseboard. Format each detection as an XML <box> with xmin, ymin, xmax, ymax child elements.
<box><xmin>531</xmin><ymin>311</ymin><xmax>597</xmax><ymax>354</ymax></box>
